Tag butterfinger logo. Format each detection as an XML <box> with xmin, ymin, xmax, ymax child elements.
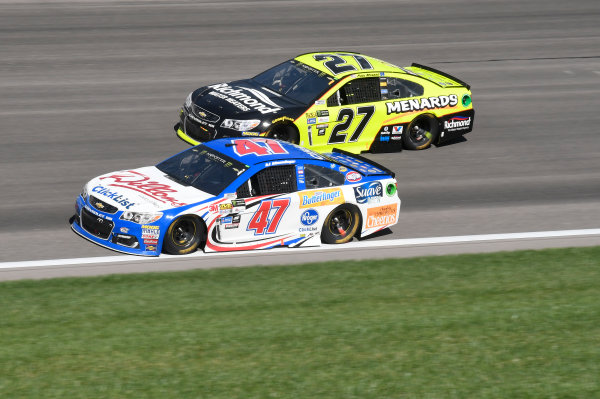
<box><xmin>366</xmin><ymin>204</ymin><xmax>397</xmax><ymax>228</ymax></box>
<box><xmin>298</xmin><ymin>188</ymin><xmax>344</xmax><ymax>208</ymax></box>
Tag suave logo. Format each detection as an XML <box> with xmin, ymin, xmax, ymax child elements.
<box><xmin>300</xmin><ymin>209</ymin><xmax>319</xmax><ymax>226</ymax></box>
<box><xmin>353</xmin><ymin>182</ymin><xmax>383</xmax><ymax>204</ymax></box>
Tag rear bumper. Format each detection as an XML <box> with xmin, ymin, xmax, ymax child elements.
<box><xmin>438</xmin><ymin>108</ymin><xmax>475</xmax><ymax>144</ymax></box>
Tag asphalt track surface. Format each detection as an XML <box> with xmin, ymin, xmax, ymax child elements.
<box><xmin>1</xmin><ymin>0</ymin><xmax>599</xmax><ymax>279</ymax></box>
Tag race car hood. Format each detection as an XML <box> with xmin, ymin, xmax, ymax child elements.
<box><xmin>86</xmin><ymin>166</ymin><xmax>214</xmax><ymax>212</ymax></box>
<box><xmin>193</xmin><ymin>79</ymin><xmax>300</xmax><ymax>118</ymax></box>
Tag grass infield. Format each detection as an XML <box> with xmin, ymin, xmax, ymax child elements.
<box><xmin>1</xmin><ymin>246</ymin><xmax>599</xmax><ymax>398</ymax></box>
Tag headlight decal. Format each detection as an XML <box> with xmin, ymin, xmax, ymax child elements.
<box><xmin>221</xmin><ymin>119</ymin><xmax>261</xmax><ymax>131</ymax></box>
<box><xmin>120</xmin><ymin>211</ymin><xmax>163</xmax><ymax>224</ymax></box>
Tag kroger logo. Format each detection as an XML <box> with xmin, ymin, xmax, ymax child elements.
<box><xmin>300</xmin><ymin>209</ymin><xmax>319</xmax><ymax>226</ymax></box>
<box><xmin>353</xmin><ymin>181</ymin><xmax>383</xmax><ymax>204</ymax></box>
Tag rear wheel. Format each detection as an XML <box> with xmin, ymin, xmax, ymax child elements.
<box><xmin>402</xmin><ymin>114</ymin><xmax>439</xmax><ymax>150</ymax></box>
<box><xmin>163</xmin><ymin>216</ymin><xmax>204</xmax><ymax>255</ymax></box>
<box><xmin>321</xmin><ymin>204</ymin><xmax>360</xmax><ymax>244</ymax></box>
<box><xmin>267</xmin><ymin>123</ymin><xmax>299</xmax><ymax>144</ymax></box>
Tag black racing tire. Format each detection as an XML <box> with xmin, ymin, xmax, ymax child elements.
<box><xmin>402</xmin><ymin>114</ymin><xmax>439</xmax><ymax>150</ymax></box>
<box><xmin>321</xmin><ymin>204</ymin><xmax>361</xmax><ymax>244</ymax></box>
<box><xmin>267</xmin><ymin>123</ymin><xmax>299</xmax><ymax>144</ymax></box>
<box><xmin>163</xmin><ymin>216</ymin><xmax>204</xmax><ymax>255</ymax></box>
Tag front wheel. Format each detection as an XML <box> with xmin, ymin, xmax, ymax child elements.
<box><xmin>163</xmin><ymin>216</ymin><xmax>204</xmax><ymax>255</ymax></box>
<box><xmin>321</xmin><ymin>204</ymin><xmax>360</xmax><ymax>244</ymax></box>
<box><xmin>402</xmin><ymin>114</ymin><xmax>439</xmax><ymax>150</ymax></box>
<box><xmin>267</xmin><ymin>123</ymin><xmax>299</xmax><ymax>144</ymax></box>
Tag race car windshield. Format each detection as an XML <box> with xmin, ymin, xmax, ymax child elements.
<box><xmin>252</xmin><ymin>60</ymin><xmax>334</xmax><ymax>104</ymax></box>
<box><xmin>156</xmin><ymin>146</ymin><xmax>248</xmax><ymax>196</ymax></box>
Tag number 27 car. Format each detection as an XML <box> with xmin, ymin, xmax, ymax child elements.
<box><xmin>71</xmin><ymin>138</ymin><xmax>400</xmax><ymax>256</ymax></box>
<box><xmin>175</xmin><ymin>51</ymin><xmax>474</xmax><ymax>154</ymax></box>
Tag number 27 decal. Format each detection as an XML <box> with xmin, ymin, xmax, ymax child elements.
<box><xmin>247</xmin><ymin>198</ymin><xmax>290</xmax><ymax>235</ymax></box>
<box><xmin>328</xmin><ymin>106</ymin><xmax>375</xmax><ymax>145</ymax></box>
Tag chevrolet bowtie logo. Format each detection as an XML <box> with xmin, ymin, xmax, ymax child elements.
<box><xmin>95</xmin><ymin>202</ymin><xmax>104</xmax><ymax>209</ymax></box>
<box><xmin>198</xmin><ymin>111</ymin><xmax>207</xmax><ymax>118</ymax></box>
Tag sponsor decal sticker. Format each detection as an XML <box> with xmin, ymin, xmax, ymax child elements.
<box><xmin>142</xmin><ymin>225</ymin><xmax>160</xmax><ymax>239</ymax></box>
<box><xmin>271</xmin><ymin>116</ymin><xmax>294</xmax><ymax>123</ymax></box>
<box><xmin>299</xmin><ymin>188</ymin><xmax>344</xmax><ymax>208</ymax></box>
<box><xmin>307</xmin><ymin>117</ymin><xmax>316</xmax><ymax>124</ymax></box>
<box><xmin>208</xmin><ymin>83</ymin><xmax>282</xmax><ymax>114</ymax></box>
<box><xmin>444</xmin><ymin>116</ymin><xmax>471</xmax><ymax>131</ymax></box>
<box><xmin>300</xmin><ymin>209</ymin><xmax>319</xmax><ymax>226</ymax></box>
<box><xmin>386</xmin><ymin>95</ymin><xmax>458</xmax><ymax>114</ymax></box>
<box><xmin>392</xmin><ymin>126</ymin><xmax>403</xmax><ymax>134</ymax></box>
<box><xmin>345</xmin><ymin>171</ymin><xmax>362</xmax><ymax>183</ymax></box>
<box><xmin>366</xmin><ymin>204</ymin><xmax>398</xmax><ymax>229</ymax></box>
<box><xmin>232</xmin><ymin>199</ymin><xmax>245</xmax><ymax>207</ymax></box>
<box><xmin>353</xmin><ymin>181</ymin><xmax>383</xmax><ymax>204</ymax></box>
<box><xmin>91</xmin><ymin>185</ymin><xmax>136</xmax><ymax>209</ymax></box>
<box><xmin>100</xmin><ymin>171</ymin><xmax>187</xmax><ymax>207</ymax></box>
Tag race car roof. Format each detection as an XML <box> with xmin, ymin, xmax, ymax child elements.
<box><xmin>204</xmin><ymin>138</ymin><xmax>326</xmax><ymax>166</ymax></box>
<box><xmin>294</xmin><ymin>51</ymin><xmax>404</xmax><ymax>79</ymax></box>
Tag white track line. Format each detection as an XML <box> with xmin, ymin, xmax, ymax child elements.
<box><xmin>1</xmin><ymin>229</ymin><xmax>599</xmax><ymax>270</ymax></box>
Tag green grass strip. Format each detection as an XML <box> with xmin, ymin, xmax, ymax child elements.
<box><xmin>1</xmin><ymin>246</ymin><xmax>599</xmax><ymax>398</ymax></box>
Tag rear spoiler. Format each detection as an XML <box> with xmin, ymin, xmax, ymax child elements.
<box><xmin>330</xmin><ymin>148</ymin><xmax>395</xmax><ymax>178</ymax></box>
<box><xmin>409</xmin><ymin>63</ymin><xmax>471</xmax><ymax>90</ymax></box>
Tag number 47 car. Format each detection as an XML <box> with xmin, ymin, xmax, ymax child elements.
<box><xmin>175</xmin><ymin>51</ymin><xmax>474</xmax><ymax>154</ymax></box>
<box><xmin>71</xmin><ymin>138</ymin><xmax>401</xmax><ymax>256</ymax></box>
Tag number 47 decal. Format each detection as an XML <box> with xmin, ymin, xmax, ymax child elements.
<box><xmin>247</xmin><ymin>198</ymin><xmax>290</xmax><ymax>235</ymax></box>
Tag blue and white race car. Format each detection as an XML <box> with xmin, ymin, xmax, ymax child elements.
<box><xmin>71</xmin><ymin>138</ymin><xmax>400</xmax><ymax>256</ymax></box>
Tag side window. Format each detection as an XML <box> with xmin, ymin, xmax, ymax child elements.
<box><xmin>384</xmin><ymin>77</ymin><xmax>424</xmax><ymax>99</ymax></box>
<box><xmin>304</xmin><ymin>164</ymin><xmax>345</xmax><ymax>189</ymax></box>
<box><xmin>236</xmin><ymin>165</ymin><xmax>297</xmax><ymax>198</ymax></box>
<box><xmin>327</xmin><ymin>77</ymin><xmax>381</xmax><ymax>106</ymax></box>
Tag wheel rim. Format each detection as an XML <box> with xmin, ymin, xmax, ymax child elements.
<box><xmin>409</xmin><ymin>123</ymin><xmax>433</xmax><ymax>144</ymax></box>
<box><xmin>328</xmin><ymin>209</ymin><xmax>353</xmax><ymax>239</ymax></box>
<box><xmin>171</xmin><ymin>219</ymin><xmax>196</xmax><ymax>247</ymax></box>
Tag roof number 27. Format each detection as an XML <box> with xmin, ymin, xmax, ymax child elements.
<box><xmin>313</xmin><ymin>53</ymin><xmax>373</xmax><ymax>75</ymax></box>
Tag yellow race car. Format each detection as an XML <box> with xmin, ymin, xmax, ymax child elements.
<box><xmin>175</xmin><ymin>51</ymin><xmax>474</xmax><ymax>154</ymax></box>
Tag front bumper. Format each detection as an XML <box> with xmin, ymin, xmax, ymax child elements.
<box><xmin>71</xmin><ymin>195</ymin><xmax>161</xmax><ymax>256</ymax></box>
<box><xmin>176</xmin><ymin>108</ymin><xmax>214</xmax><ymax>145</ymax></box>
